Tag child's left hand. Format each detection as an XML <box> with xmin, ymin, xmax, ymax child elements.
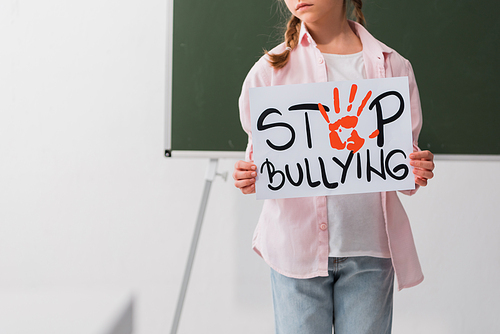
<box><xmin>409</xmin><ymin>150</ymin><xmax>435</xmax><ymax>187</ymax></box>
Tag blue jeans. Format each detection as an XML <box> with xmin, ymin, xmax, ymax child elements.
<box><xmin>271</xmin><ymin>257</ymin><xmax>394</xmax><ymax>334</ymax></box>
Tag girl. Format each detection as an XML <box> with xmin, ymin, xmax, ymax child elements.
<box><xmin>233</xmin><ymin>0</ymin><xmax>435</xmax><ymax>333</ymax></box>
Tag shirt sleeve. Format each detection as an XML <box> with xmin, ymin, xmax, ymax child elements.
<box><xmin>399</xmin><ymin>58</ymin><xmax>423</xmax><ymax>196</ymax></box>
<box><xmin>238</xmin><ymin>58</ymin><xmax>271</xmax><ymax>162</ymax></box>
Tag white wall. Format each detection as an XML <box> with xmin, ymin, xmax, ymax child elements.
<box><xmin>0</xmin><ymin>1</ymin><xmax>498</xmax><ymax>333</ymax></box>
<box><xmin>394</xmin><ymin>159</ymin><xmax>500</xmax><ymax>333</ymax></box>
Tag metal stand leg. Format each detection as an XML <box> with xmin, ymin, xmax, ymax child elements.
<box><xmin>170</xmin><ymin>158</ymin><xmax>219</xmax><ymax>334</ymax></box>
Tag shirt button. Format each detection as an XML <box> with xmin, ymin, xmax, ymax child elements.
<box><xmin>320</xmin><ymin>223</ymin><xmax>327</xmax><ymax>231</ymax></box>
<box><xmin>318</xmin><ymin>57</ymin><xmax>324</xmax><ymax>64</ymax></box>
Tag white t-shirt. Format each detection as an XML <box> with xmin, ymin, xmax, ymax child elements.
<box><xmin>322</xmin><ymin>51</ymin><xmax>390</xmax><ymax>258</ymax></box>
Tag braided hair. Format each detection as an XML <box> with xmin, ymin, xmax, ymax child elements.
<box><xmin>266</xmin><ymin>0</ymin><xmax>365</xmax><ymax>69</ymax></box>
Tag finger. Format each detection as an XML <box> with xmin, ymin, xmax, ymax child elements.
<box><xmin>240</xmin><ymin>183</ymin><xmax>256</xmax><ymax>195</ymax></box>
<box><xmin>413</xmin><ymin>168</ymin><xmax>434</xmax><ymax>180</ymax></box>
<box><xmin>410</xmin><ymin>159</ymin><xmax>435</xmax><ymax>171</ymax></box>
<box><xmin>410</xmin><ymin>150</ymin><xmax>433</xmax><ymax>160</ymax></box>
<box><xmin>234</xmin><ymin>160</ymin><xmax>257</xmax><ymax>171</ymax></box>
<box><xmin>415</xmin><ymin>176</ymin><xmax>428</xmax><ymax>187</ymax></box>
<box><xmin>410</xmin><ymin>150</ymin><xmax>434</xmax><ymax>161</ymax></box>
<box><xmin>234</xmin><ymin>177</ymin><xmax>256</xmax><ymax>190</ymax></box>
<box><xmin>233</xmin><ymin>160</ymin><xmax>257</xmax><ymax>180</ymax></box>
<box><xmin>233</xmin><ymin>169</ymin><xmax>257</xmax><ymax>181</ymax></box>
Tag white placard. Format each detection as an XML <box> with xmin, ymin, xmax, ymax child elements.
<box><xmin>249</xmin><ymin>77</ymin><xmax>415</xmax><ymax>200</ymax></box>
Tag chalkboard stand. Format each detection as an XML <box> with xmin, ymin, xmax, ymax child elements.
<box><xmin>170</xmin><ymin>158</ymin><xmax>227</xmax><ymax>334</ymax></box>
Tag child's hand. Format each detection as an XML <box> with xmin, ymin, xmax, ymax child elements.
<box><xmin>233</xmin><ymin>160</ymin><xmax>257</xmax><ymax>194</ymax></box>
<box><xmin>409</xmin><ymin>150</ymin><xmax>435</xmax><ymax>187</ymax></box>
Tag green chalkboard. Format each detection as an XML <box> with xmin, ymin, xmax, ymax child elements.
<box><xmin>167</xmin><ymin>0</ymin><xmax>500</xmax><ymax>157</ymax></box>
<box><xmin>168</xmin><ymin>0</ymin><xmax>284</xmax><ymax>157</ymax></box>
<box><xmin>363</xmin><ymin>0</ymin><xmax>500</xmax><ymax>155</ymax></box>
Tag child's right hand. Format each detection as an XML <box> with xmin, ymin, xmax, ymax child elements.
<box><xmin>233</xmin><ymin>160</ymin><xmax>257</xmax><ymax>194</ymax></box>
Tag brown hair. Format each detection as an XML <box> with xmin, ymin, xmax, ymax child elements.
<box><xmin>351</xmin><ymin>0</ymin><xmax>366</xmax><ymax>26</ymax></box>
<box><xmin>266</xmin><ymin>0</ymin><xmax>365</xmax><ymax>70</ymax></box>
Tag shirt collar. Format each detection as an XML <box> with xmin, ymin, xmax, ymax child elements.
<box><xmin>349</xmin><ymin>20</ymin><xmax>393</xmax><ymax>56</ymax></box>
<box><xmin>298</xmin><ymin>20</ymin><xmax>393</xmax><ymax>57</ymax></box>
<box><xmin>299</xmin><ymin>23</ymin><xmax>314</xmax><ymax>46</ymax></box>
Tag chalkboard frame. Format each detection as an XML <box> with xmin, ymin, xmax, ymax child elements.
<box><xmin>165</xmin><ymin>0</ymin><xmax>285</xmax><ymax>159</ymax></box>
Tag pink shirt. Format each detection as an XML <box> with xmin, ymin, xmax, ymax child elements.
<box><xmin>239</xmin><ymin>21</ymin><xmax>424</xmax><ymax>290</ymax></box>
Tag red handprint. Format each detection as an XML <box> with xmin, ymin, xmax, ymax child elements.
<box><xmin>318</xmin><ymin>84</ymin><xmax>379</xmax><ymax>153</ymax></box>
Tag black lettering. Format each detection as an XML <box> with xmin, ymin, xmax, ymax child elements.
<box><xmin>285</xmin><ymin>163</ymin><xmax>304</xmax><ymax>187</ymax></box>
<box><xmin>260</xmin><ymin>158</ymin><xmax>285</xmax><ymax>191</ymax></box>
<box><xmin>304</xmin><ymin>158</ymin><xmax>321</xmax><ymax>188</ymax></box>
<box><xmin>304</xmin><ymin>112</ymin><xmax>313</xmax><ymax>149</ymax></box>
<box><xmin>366</xmin><ymin>149</ymin><xmax>386</xmax><ymax>182</ymax></box>
<box><xmin>385</xmin><ymin>149</ymin><xmax>409</xmax><ymax>180</ymax></box>
<box><xmin>288</xmin><ymin>104</ymin><xmax>330</xmax><ymax>112</ymax></box>
<box><xmin>356</xmin><ymin>152</ymin><xmax>362</xmax><ymax>179</ymax></box>
<box><xmin>332</xmin><ymin>151</ymin><xmax>355</xmax><ymax>184</ymax></box>
<box><xmin>369</xmin><ymin>91</ymin><xmax>405</xmax><ymax>147</ymax></box>
<box><xmin>288</xmin><ymin>104</ymin><xmax>331</xmax><ymax>150</ymax></box>
<box><xmin>257</xmin><ymin>108</ymin><xmax>295</xmax><ymax>151</ymax></box>
<box><xmin>318</xmin><ymin>157</ymin><xmax>339</xmax><ymax>189</ymax></box>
